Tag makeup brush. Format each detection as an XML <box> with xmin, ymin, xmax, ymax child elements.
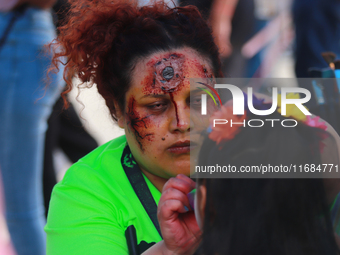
<box><xmin>308</xmin><ymin>68</ymin><xmax>324</xmax><ymax>103</ymax></box>
<box><xmin>334</xmin><ymin>60</ymin><xmax>340</xmax><ymax>90</ymax></box>
<box><xmin>321</xmin><ymin>68</ymin><xmax>339</xmax><ymax>131</ymax></box>
<box><xmin>321</xmin><ymin>52</ymin><xmax>336</xmax><ymax>69</ymax></box>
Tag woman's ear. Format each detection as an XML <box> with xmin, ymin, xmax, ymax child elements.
<box><xmin>114</xmin><ymin>101</ymin><xmax>125</xmax><ymax>129</ymax></box>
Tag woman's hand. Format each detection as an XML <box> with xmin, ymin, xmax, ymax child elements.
<box><xmin>212</xmin><ymin>19</ymin><xmax>233</xmax><ymax>58</ymax></box>
<box><xmin>157</xmin><ymin>174</ymin><xmax>201</xmax><ymax>255</ymax></box>
<box><xmin>209</xmin><ymin>0</ymin><xmax>239</xmax><ymax>58</ymax></box>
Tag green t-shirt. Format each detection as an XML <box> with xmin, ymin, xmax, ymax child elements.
<box><xmin>45</xmin><ymin>135</ymin><xmax>162</xmax><ymax>255</ymax></box>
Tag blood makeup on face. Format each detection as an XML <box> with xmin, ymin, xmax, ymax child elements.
<box><xmin>126</xmin><ymin>97</ymin><xmax>154</xmax><ymax>151</ymax></box>
<box><xmin>141</xmin><ymin>53</ymin><xmax>186</xmax><ymax>125</ymax></box>
<box><xmin>126</xmin><ymin>50</ymin><xmax>214</xmax><ymax>152</ymax></box>
<box><xmin>142</xmin><ymin>52</ymin><xmax>213</xmax><ymax>124</ymax></box>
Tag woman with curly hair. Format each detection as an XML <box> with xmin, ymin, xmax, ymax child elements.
<box><xmin>45</xmin><ymin>0</ymin><xmax>221</xmax><ymax>254</ymax></box>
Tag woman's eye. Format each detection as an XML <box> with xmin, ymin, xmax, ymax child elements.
<box><xmin>147</xmin><ymin>102</ymin><xmax>168</xmax><ymax>112</ymax></box>
<box><xmin>190</xmin><ymin>96</ymin><xmax>202</xmax><ymax>108</ymax></box>
<box><xmin>193</xmin><ymin>97</ymin><xmax>201</xmax><ymax>104</ymax></box>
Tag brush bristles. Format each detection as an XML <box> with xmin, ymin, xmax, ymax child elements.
<box><xmin>321</xmin><ymin>52</ymin><xmax>337</xmax><ymax>65</ymax></box>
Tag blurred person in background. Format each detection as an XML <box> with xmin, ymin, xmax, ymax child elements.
<box><xmin>292</xmin><ymin>0</ymin><xmax>340</xmax><ymax>139</ymax></box>
<box><xmin>209</xmin><ymin>0</ymin><xmax>257</xmax><ymax>77</ymax></box>
<box><xmin>42</xmin><ymin>0</ymin><xmax>98</xmax><ymax>218</ymax></box>
<box><xmin>180</xmin><ymin>0</ymin><xmax>271</xmax><ymax>78</ymax></box>
<box><xmin>0</xmin><ymin>169</ymin><xmax>16</xmax><ymax>255</ymax></box>
<box><xmin>293</xmin><ymin>0</ymin><xmax>340</xmax><ymax>78</ymax></box>
<box><xmin>0</xmin><ymin>0</ymin><xmax>64</xmax><ymax>254</ymax></box>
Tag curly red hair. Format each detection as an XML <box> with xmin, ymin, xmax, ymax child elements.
<box><xmin>50</xmin><ymin>0</ymin><xmax>222</xmax><ymax>120</ymax></box>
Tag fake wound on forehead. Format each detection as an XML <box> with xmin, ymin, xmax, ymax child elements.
<box><xmin>152</xmin><ymin>53</ymin><xmax>185</xmax><ymax>93</ymax></box>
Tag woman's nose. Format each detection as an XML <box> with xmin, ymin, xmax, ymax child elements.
<box><xmin>170</xmin><ymin>101</ymin><xmax>191</xmax><ymax>133</ymax></box>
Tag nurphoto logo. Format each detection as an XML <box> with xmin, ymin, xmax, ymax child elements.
<box><xmin>200</xmin><ymin>84</ymin><xmax>312</xmax><ymax>128</ymax></box>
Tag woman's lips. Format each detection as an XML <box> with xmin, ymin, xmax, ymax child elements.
<box><xmin>167</xmin><ymin>140</ymin><xmax>197</xmax><ymax>154</ymax></box>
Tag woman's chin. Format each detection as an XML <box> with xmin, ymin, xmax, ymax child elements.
<box><xmin>167</xmin><ymin>161</ymin><xmax>191</xmax><ymax>177</ymax></box>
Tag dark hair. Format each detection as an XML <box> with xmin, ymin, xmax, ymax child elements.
<box><xmin>196</xmin><ymin>112</ymin><xmax>339</xmax><ymax>255</ymax></box>
<box><xmin>50</xmin><ymin>0</ymin><xmax>222</xmax><ymax>120</ymax></box>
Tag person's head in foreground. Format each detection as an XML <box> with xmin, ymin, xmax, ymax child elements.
<box><xmin>191</xmin><ymin>97</ymin><xmax>340</xmax><ymax>255</ymax></box>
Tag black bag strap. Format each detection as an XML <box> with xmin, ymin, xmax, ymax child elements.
<box><xmin>0</xmin><ymin>4</ymin><xmax>28</xmax><ymax>54</ymax></box>
<box><xmin>121</xmin><ymin>145</ymin><xmax>162</xmax><ymax>238</ymax></box>
<box><xmin>125</xmin><ymin>225</ymin><xmax>139</xmax><ymax>255</ymax></box>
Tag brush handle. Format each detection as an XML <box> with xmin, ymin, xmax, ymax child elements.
<box><xmin>335</xmin><ymin>70</ymin><xmax>340</xmax><ymax>92</ymax></box>
<box><xmin>187</xmin><ymin>189</ymin><xmax>196</xmax><ymax>211</ymax></box>
<box><xmin>312</xmin><ymin>80</ymin><xmax>325</xmax><ymax>105</ymax></box>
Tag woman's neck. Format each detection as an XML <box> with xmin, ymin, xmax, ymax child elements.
<box><xmin>140</xmin><ymin>168</ymin><xmax>168</xmax><ymax>192</ymax></box>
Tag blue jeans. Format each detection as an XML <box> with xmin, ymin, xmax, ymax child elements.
<box><xmin>0</xmin><ymin>7</ymin><xmax>63</xmax><ymax>255</ymax></box>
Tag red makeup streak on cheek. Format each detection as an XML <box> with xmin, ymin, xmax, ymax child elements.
<box><xmin>126</xmin><ymin>97</ymin><xmax>155</xmax><ymax>151</ymax></box>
